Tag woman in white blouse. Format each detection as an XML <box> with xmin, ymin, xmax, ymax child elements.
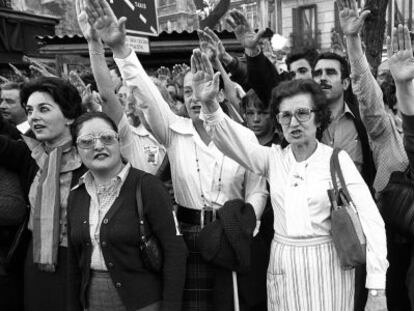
<box><xmin>191</xmin><ymin>50</ymin><xmax>388</xmax><ymax>311</ymax></box>
<box><xmin>79</xmin><ymin>1</ymin><xmax>268</xmax><ymax>310</ymax></box>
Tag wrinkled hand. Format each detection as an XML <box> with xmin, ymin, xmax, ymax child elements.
<box><xmin>191</xmin><ymin>49</ymin><xmax>220</xmax><ymax>106</ymax></box>
<box><xmin>76</xmin><ymin>0</ymin><xmax>99</xmax><ymax>42</ymax></box>
<box><xmin>226</xmin><ymin>9</ymin><xmax>265</xmax><ymax>51</ymax></box>
<box><xmin>387</xmin><ymin>25</ymin><xmax>414</xmax><ymax>83</ymax></box>
<box><xmin>364</xmin><ymin>293</ymin><xmax>387</xmax><ymax>311</ymax></box>
<box><xmin>337</xmin><ymin>0</ymin><xmax>370</xmax><ymax>36</ymax></box>
<box><xmin>84</xmin><ymin>0</ymin><xmax>127</xmax><ymax>48</ymax></box>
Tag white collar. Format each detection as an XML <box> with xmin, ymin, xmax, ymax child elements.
<box><xmin>16</xmin><ymin>120</ymin><xmax>30</xmax><ymax>134</ymax></box>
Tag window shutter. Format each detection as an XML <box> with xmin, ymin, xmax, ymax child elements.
<box><xmin>292</xmin><ymin>8</ymin><xmax>300</xmax><ymax>51</ymax></box>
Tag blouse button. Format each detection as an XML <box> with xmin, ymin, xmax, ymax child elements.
<box><xmin>108</xmin><ymin>262</ymin><xmax>114</xmax><ymax>268</ymax></box>
<box><xmin>101</xmin><ymin>241</ymin><xmax>107</xmax><ymax>247</ymax></box>
<box><xmin>115</xmin><ymin>282</ymin><xmax>122</xmax><ymax>288</ymax></box>
<box><xmin>103</xmin><ymin>218</ymin><xmax>109</xmax><ymax>224</ymax></box>
<box><xmin>85</xmin><ymin>242</ymin><xmax>90</xmax><ymax>247</ymax></box>
<box><xmin>83</xmin><ymin>220</ymin><xmax>88</xmax><ymax>224</ymax></box>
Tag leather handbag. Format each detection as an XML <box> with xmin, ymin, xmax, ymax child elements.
<box><xmin>136</xmin><ymin>174</ymin><xmax>163</xmax><ymax>273</ymax></box>
<box><xmin>328</xmin><ymin>148</ymin><xmax>366</xmax><ymax>270</ymax></box>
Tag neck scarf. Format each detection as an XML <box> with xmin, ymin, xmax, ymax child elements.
<box><xmin>24</xmin><ymin>136</ymin><xmax>81</xmax><ymax>271</ymax></box>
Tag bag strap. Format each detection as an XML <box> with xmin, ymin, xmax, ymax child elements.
<box><xmin>330</xmin><ymin>148</ymin><xmax>353</xmax><ymax>204</ymax></box>
<box><xmin>135</xmin><ymin>172</ymin><xmax>147</xmax><ymax>241</ymax></box>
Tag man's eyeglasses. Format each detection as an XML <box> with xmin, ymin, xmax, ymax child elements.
<box><xmin>76</xmin><ymin>131</ymin><xmax>119</xmax><ymax>149</ymax></box>
<box><xmin>276</xmin><ymin>108</ymin><xmax>316</xmax><ymax>125</ymax></box>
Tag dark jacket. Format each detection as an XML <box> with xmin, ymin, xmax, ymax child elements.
<box><xmin>67</xmin><ymin>168</ymin><xmax>188</xmax><ymax>311</ymax></box>
<box><xmin>246</xmin><ymin>51</ymin><xmax>288</xmax><ymax>107</ymax></box>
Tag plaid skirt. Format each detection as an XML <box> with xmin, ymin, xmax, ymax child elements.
<box><xmin>180</xmin><ymin>222</ymin><xmax>215</xmax><ymax>311</ymax></box>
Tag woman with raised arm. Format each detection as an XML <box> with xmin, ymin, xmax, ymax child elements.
<box><xmin>74</xmin><ymin>0</ymin><xmax>167</xmax><ymax>176</ymax></box>
<box><xmin>82</xmin><ymin>0</ymin><xmax>267</xmax><ymax>310</ymax></box>
<box><xmin>67</xmin><ymin>111</ymin><xmax>187</xmax><ymax>311</ymax></box>
<box><xmin>0</xmin><ymin>76</ymin><xmax>85</xmax><ymax>311</ymax></box>
<box><xmin>191</xmin><ymin>49</ymin><xmax>388</xmax><ymax>311</ymax></box>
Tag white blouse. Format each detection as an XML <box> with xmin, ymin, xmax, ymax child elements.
<box><xmin>114</xmin><ymin>51</ymin><xmax>267</xmax><ymax>214</ymax></box>
<box><xmin>202</xmin><ymin>107</ymin><xmax>388</xmax><ymax>290</ymax></box>
<box><xmin>118</xmin><ymin>115</ymin><xmax>166</xmax><ymax>175</ymax></box>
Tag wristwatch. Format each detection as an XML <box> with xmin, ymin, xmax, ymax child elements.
<box><xmin>369</xmin><ymin>289</ymin><xmax>385</xmax><ymax>297</ymax></box>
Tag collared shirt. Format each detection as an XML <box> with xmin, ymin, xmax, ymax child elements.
<box><xmin>80</xmin><ymin>163</ymin><xmax>131</xmax><ymax>270</ymax></box>
<box><xmin>350</xmin><ymin>53</ymin><xmax>408</xmax><ymax>193</ymax></box>
<box><xmin>114</xmin><ymin>51</ymin><xmax>267</xmax><ymax>216</ymax></box>
<box><xmin>17</xmin><ymin>120</ymin><xmax>30</xmax><ymax>134</ymax></box>
<box><xmin>202</xmin><ymin>107</ymin><xmax>388</xmax><ymax>290</ymax></box>
<box><xmin>118</xmin><ymin>116</ymin><xmax>166</xmax><ymax>175</ymax></box>
<box><xmin>321</xmin><ymin>103</ymin><xmax>363</xmax><ymax>172</ymax></box>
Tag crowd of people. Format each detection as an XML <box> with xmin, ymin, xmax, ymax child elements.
<box><xmin>0</xmin><ymin>0</ymin><xmax>413</xmax><ymax>310</ymax></box>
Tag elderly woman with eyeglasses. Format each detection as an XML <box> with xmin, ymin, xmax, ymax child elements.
<box><xmin>191</xmin><ymin>49</ymin><xmax>388</xmax><ymax>311</ymax></box>
<box><xmin>67</xmin><ymin>111</ymin><xmax>187</xmax><ymax>311</ymax></box>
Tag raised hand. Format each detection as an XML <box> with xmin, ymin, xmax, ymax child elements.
<box><xmin>226</xmin><ymin>9</ymin><xmax>265</xmax><ymax>51</ymax></box>
<box><xmin>85</xmin><ymin>0</ymin><xmax>127</xmax><ymax>48</ymax></box>
<box><xmin>191</xmin><ymin>49</ymin><xmax>220</xmax><ymax>108</ymax></box>
<box><xmin>24</xmin><ymin>55</ymin><xmax>57</xmax><ymax>76</ymax></box>
<box><xmin>197</xmin><ymin>29</ymin><xmax>219</xmax><ymax>65</ymax></box>
<box><xmin>76</xmin><ymin>0</ymin><xmax>99</xmax><ymax>42</ymax></box>
<box><xmin>68</xmin><ymin>70</ymin><xmax>87</xmax><ymax>95</ymax></box>
<box><xmin>156</xmin><ymin>66</ymin><xmax>171</xmax><ymax>86</ymax></box>
<box><xmin>172</xmin><ymin>64</ymin><xmax>189</xmax><ymax>87</ymax></box>
<box><xmin>8</xmin><ymin>63</ymin><xmax>28</xmax><ymax>82</ymax></box>
<box><xmin>387</xmin><ymin>25</ymin><xmax>414</xmax><ymax>83</ymax></box>
<box><xmin>29</xmin><ymin>64</ymin><xmax>57</xmax><ymax>78</ymax></box>
<box><xmin>336</xmin><ymin>0</ymin><xmax>370</xmax><ymax>36</ymax></box>
<box><xmin>0</xmin><ymin>75</ymin><xmax>9</xmax><ymax>84</ymax></box>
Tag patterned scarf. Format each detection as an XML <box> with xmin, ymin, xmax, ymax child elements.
<box><xmin>24</xmin><ymin>136</ymin><xmax>81</xmax><ymax>272</ymax></box>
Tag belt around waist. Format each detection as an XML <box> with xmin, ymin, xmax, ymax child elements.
<box><xmin>273</xmin><ymin>234</ymin><xmax>332</xmax><ymax>247</ymax></box>
<box><xmin>176</xmin><ymin>205</ymin><xmax>217</xmax><ymax>226</ymax></box>
<box><xmin>90</xmin><ymin>269</ymin><xmax>110</xmax><ymax>277</ymax></box>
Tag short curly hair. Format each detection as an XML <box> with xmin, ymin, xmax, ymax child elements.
<box><xmin>20</xmin><ymin>76</ymin><xmax>84</xmax><ymax>120</ymax></box>
<box><xmin>270</xmin><ymin>79</ymin><xmax>331</xmax><ymax>140</ymax></box>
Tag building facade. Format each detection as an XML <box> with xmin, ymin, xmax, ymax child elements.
<box><xmin>279</xmin><ymin>0</ymin><xmax>414</xmax><ymax>52</ymax></box>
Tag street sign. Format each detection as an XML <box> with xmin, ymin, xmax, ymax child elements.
<box><xmin>125</xmin><ymin>35</ymin><xmax>150</xmax><ymax>54</ymax></box>
<box><xmin>107</xmin><ymin>0</ymin><xmax>159</xmax><ymax>37</ymax></box>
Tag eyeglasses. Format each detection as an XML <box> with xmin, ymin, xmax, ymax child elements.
<box><xmin>76</xmin><ymin>131</ymin><xmax>119</xmax><ymax>149</ymax></box>
<box><xmin>276</xmin><ymin>108</ymin><xmax>316</xmax><ymax>125</ymax></box>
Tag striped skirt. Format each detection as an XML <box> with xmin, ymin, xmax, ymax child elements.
<box><xmin>267</xmin><ymin>234</ymin><xmax>354</xmax><ymax>311</ymax></box>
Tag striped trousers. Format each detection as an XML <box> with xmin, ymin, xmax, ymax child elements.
<box><xmin>267</xmin><ymin>234</ymin><xmax>354</xmax><ymax>311</ymax></box>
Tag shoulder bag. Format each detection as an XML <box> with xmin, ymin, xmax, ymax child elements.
<box><xmin>328</xmin><ymin>148</ymin><xmax>366</xmax><ymax>270</ymax></box>
<box><xmin>136</xmin><ymin>173</ymin><xmax>163</xmax><ymax>273</ymax></box>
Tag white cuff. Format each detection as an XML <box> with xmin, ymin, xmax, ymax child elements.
<box><xmin>366</xmin><ymin>273</ymin><xmax>386</xmax><ymax>290</ymax></box>
<box><xmin>200</xmin><ymin>107</ymin><xmax>226</xmax><ymax>125</ymax></box>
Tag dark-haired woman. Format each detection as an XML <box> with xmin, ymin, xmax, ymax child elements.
<box><xmin>193</xmin><ymin>49</ymin><xmax>388</xmax><ymax>311</ymax></box>
<box><xmin>67</xmin><ymin>112</ymin><xmax>187</xmax><ymax>311</ymax></box>
<box><xmin>0</xmin><ymin>76</ymin><xmax>85</xmax><ymax>311</ymax></box>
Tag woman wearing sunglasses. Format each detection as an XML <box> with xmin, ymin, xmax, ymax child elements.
<box><xmin>193</xmin><ymin>51</ymin><xmax>388</xmax><ymax>311</ymax></box>
<box><xmin>67</xmin><ymin>111</ymin><xmax>187</xmax><ymax>311</ymax></box>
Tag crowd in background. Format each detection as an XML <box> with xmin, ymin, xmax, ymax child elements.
<box><xmin>0</xmin><ymin>0</ymin><xmax>413</xmax><ymax>311</ymax></box>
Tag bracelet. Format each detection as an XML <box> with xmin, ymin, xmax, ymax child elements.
<box><xmin>89</xmin><ymin>49</ymin><xmax>105</xmax><ymax>55</ymax></box>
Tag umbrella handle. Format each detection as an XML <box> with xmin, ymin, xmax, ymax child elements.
<box><xmin>232</xmin><ymin>271</ymin><xmax>240</xmax><ymax>311</ymax></box>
